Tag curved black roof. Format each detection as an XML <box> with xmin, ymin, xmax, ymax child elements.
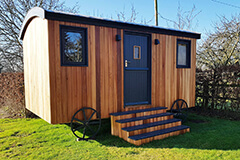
<box><xmin>19</xmin><ymin>7</ymin><xmax>201</xmax><ymax>40</ymax></box>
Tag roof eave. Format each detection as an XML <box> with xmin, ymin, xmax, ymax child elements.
<box><xmin>45</xmin><ymin>10</ymin><xmax>201</xmax><ymax>39</ymax></box>
<box><xmin>19</xmin><ymin>7</ymin><xmax>45</xmax><ymax>40</ymax></box>
<box><xmin>19</xmin><ymin>7</ymin><xmax>201</xmax><ymax>40</ymax></box>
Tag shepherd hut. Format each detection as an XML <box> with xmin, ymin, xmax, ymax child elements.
<box><xmin>20</xmin><ymin>7</ymin><xmax>200</xmax><ymax>145</ymax></box>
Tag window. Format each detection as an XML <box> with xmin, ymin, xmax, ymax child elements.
<box><xmin>176</xmin><ymin>39</ymin><xmax>191</xmax><ymax>68</ymax></box>
<box><xmin>60</xmin><ymin>25</ymin><xmax>88</xmax><ymax>66</ymax></box>
<box><xmin>133</xmin><ymin>45</ymin><xmax>141</xmax><ymax>59</ymax></box>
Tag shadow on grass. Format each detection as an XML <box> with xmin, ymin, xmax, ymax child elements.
<box><xmin>66</xmin><ymin>113</ymin><xmax>240</xmax><ymax>150</ymax></box>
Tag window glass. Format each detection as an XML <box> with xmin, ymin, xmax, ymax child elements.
<box><xmin>177</xmin><ymin>39</ymin><xmax>191</xmax><ymax>68</ymax></box>
<box><xmin>177</xmin><ymin>44</ymin><xmax>187</xmax><ymax>65</ymax></box>
<box><xmin>60</xmin><ymin>25</ymin><xmax>88</xmax><ymax>66</ymax></box>
<box><xmin>63</xmin><ymin>31</ymin><xmax>83</xmax><ymax>63</ymax></box>
<box><xmin>134</xmin><ymin>46</ymin><xmax>141</xmax><ymax>59</ymax></box>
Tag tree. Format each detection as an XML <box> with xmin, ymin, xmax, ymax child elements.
<box><xmin>116</xmin><ymin>5</ymin><xmax>153</xmax><ymax>25</ymax></box>
<box><xmin>197</xmin><ymin>15</ymin><xmax>240</xmax><ymax>69</ymax></box>
<box><xmin>116</xmin><ymin>5</ymin><xmax>138</xmax><ymax>23</ymax></box>
<box><xmin>159</xmin><ymin>2</ymin><xmax>201</xmax><ymax>30</ymax></box>
<box><xmin>0</xmin><ymin>0</ymin><xmax>79</xmax><ymax>72</ymax></box>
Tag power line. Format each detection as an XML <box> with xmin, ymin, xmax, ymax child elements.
<box><xmin>211</xmin><ymin>0</ymin><xmax>240</xmax><ymax>9</ymax></box>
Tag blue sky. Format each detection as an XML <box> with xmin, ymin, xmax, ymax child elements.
<box><xmin>62</xmin><ymin>0</ymin><xmax>240</xmax><ymax>37</ymax></box>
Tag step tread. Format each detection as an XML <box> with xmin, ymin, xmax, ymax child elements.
<box><xmin>115</xmin><ymin>112</ymin><xmax>173</xmax><ymax>123</ymax></box>
<box><xmin>128</xmin><ymin>125</ymin><xmax>190</xmax><ymax>141</ymax></box>
<box><xmin>110</xmin><ymin>107</ymin><xmax>167</xmax><ymax>116</ymax></box>
<box><xmin>122</xmin><ymin>118</ymin><xmax>182</xmax><ymax>132</ymax></box>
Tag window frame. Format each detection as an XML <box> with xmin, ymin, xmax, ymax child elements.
<box><xmin>176</xmin><ymin>39</ymin><xmax>191</xmax><ymax>68</ymax></box>
<box><xmin>60</xmin><ymin>25</ymin><xmax>88</xmax><ymax>66</ymax></box>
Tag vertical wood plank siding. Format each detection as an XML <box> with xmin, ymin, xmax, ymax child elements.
<box><xmin>23</xmin><ymin>18</ymin><xmax>51</xmax><ymax>123</ymax></box>
<box><xmin>24</xmin><ymin>18</ymin><xmax>197</xmax><ymax>124</ymax></box>
<box><xmin>151</xmin><ymin>34</ymin><xmax>196</xmax><ymax>111</ymax></box>
<box><xmin>48</xmin><ymin>20</ymin><xmax>121</xmax><ymax>123</ymax></box>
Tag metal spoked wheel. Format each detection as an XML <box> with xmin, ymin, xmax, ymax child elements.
<box><xmin>70</xmin><ymin>107</ymin><xmax>101</xmax><ymax>141</ymax></box>
<box><xmin>170</xmin><ymin>99</ymin><xmax>188</xmax><ymax>122</ymax></box>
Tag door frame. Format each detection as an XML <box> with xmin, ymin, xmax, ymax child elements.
<box><xmin>123</xmin><ymin>30</ymin><xmax>152</xmax><ymax>107</ymax></box>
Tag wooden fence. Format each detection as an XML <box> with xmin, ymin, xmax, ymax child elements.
<box><xmin>195</xmin><ymin>66</ymin><xmax>240</xmax><ymax>112</ymax></box>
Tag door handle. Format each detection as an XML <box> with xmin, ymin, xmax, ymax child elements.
<box><xmin>125</xmin><ymin>60</ymin><xmax>131</xmax><ymax>67</ymax></box>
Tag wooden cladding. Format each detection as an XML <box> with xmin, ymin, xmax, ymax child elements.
<box><xmin>23</xmin><ymin>18</ymin><xmax>51</xmax><ymax>123</ymax></box>
<box><xmin>23</xmin><ymin>18</ymin><xmax>197</xmax><ymax>124</ymax></box>
<box><xmin>151</xmin><ymin>34</ymin><xmax>196</xmax><ymax>110</ymax></box>
<box><xmin>48</xmin><ymin>20</ymin><xmax>123</xmax><ymax>123</ymax></box>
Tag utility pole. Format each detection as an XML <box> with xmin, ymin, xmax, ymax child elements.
<box><xmin>154</xmin><ymin>0</ymin><xmax>158</xmax><ymax>26</ymax></box>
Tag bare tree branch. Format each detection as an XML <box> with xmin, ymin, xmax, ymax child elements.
<box><xmin>197</xmin><ymin>15</ymin><xmax>240</xmax><ymax>69</ymax></box>
<box><xmin>159</xmin><ymin>2</ymin><xmax>201</xmax><ymax>30</ymax></box>
<box><xmin>0</xmin><ymin>0</ymin><xmax>80</xmax><ymax>72</ymax></box>
<box><xmin>117</xmin><ymin>5</ymin><xmax>139</xmax><ymax>23</ymax></box>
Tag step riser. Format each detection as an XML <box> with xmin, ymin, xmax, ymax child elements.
<box><xmin>135</xmin><ymin>109</ymin><xmax>166</xmax><ymax>117</ymax></box>
<box><xmin>110</xmin><ymin>107</ymin><xmax>168</xmax><ymax>116</ymax></box>
<box><xmin>117</xmin><ymin>115</ymin><xmax>174</xmax><ymax>138</ymax></box>
<box><xmin>129</xmin><ymin>128</ymin><xmax>190</xmax><ymax>146</ymax></box>
<box><xmin>123</xmin><ymin>121</ymin><xmax>182</xmax><ymax>140</ymax></box>
<box><xmin>112</xmin><ymin>109</ymin><xmax>166</xmax><ymax>120</ymax></box>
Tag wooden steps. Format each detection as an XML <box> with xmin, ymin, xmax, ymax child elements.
<box><xmin>110</xmin><ymin>107</ymin><xmax>190</xmax><ymax>145</ymax></box>
<box><xmin>110</xmin><ymin>107</ymin><xmax>167</xmax><ymax>116</ymax></box>
<box><xmin>115</xmin><ymin>112</ymin><xmax>173</xmax><ymax>123</ymax></box>
<box><xmin>122</xmin><ymin>118</ymin><xmax>182</xmax><ymax>132</ymax></box>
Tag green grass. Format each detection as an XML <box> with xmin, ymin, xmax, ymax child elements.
<box><xmin>1</xmin><ymin>114</ymin><xmax>240</xmax><ymax>160</ymax></box>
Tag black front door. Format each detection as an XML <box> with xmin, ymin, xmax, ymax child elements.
<box><xmin>124</xmin><ymin>32</ymin><xmax>151</xmax><ymax>106</ymax></box>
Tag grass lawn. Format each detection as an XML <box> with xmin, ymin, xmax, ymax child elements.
<box><xmin>0</xmin><ymin>113</ymin><xmax>240</xmax><ymax>160</ymax></box>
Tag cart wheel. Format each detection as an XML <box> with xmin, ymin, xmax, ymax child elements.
<box><xmin>71</xmin><ymin>107</ymin><xmax>101</xmax><ymax>141</ymax></box>
<box><xmin>170</xmin><ymin>99</ymin><xmax>188</xmax><ymax>122</ymax></box>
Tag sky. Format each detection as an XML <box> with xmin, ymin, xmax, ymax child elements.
<box><xmin>62</xmin><ymin>0</ymin><xmax>240</xmax><ymax>38</ymax></box>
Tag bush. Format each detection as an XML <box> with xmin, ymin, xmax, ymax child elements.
<box><xmin>0</xmin><ymin>72</ymin><xmax>25</xmax><ymax>118</ymax></box>
<box><xmin>196</xmin><ymin>64</ymin><xmax>240</xmax><ymax>113</ymax></box>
